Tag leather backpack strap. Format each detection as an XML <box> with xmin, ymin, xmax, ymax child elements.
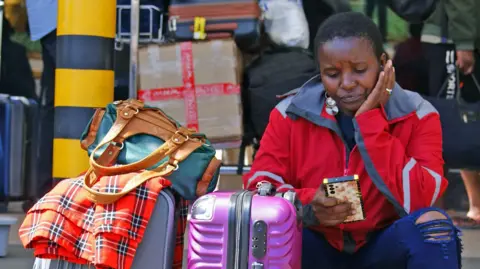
<box><xmin>89</xmin><ymin>107</ymin><xmax>201</xmax><ymax>176</ymax></box>
<box><xmin>81</xmin><ymin>109</ymin><xmax>106</xmax><ymax>150</ymax></box>
<box><xmin>87</xmin><ymin>99</ymin><xmax>203</xmax><ymax>176</ymax></box>
<box><xmin>89</xmin><ymin>130</ymin><xmax>190</xmax><ymax>176</ymax></box>
<box><xmin>87</xmin><ymin>104</ymin><xmax>139</xmax><ymax>150</ymax></box>
<box><xmin>86</xmin><ymin>101</ymin><xmax>181</xmax><ymax>175</ymax></box>
<box><xmin>83</xmin><ymin>167</ymin><xmax>175</xmax><ymax>204</ymax></box>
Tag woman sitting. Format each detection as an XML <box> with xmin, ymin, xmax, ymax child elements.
<box><xmin>243</xmin><ymin>12</ymin><xmax>461</xmax><ymax>269</ymax></box>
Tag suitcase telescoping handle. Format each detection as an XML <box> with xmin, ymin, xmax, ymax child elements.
<box><xmin>256</xmin><ymin>182</ymin><xmax>304</xmax><ymax>224</ymax></box>
<box><xmin>280</xmin><ymin>190</ymin><xmax>304</xmax><ymax>225</ymax></box>
<box><xmin>257</xmin><ymin>182</ymin><xmax>276</xmax><ymax>196</ymax></box>
<box><xmin>129</xmin><ymin>0</ymin><xmax>140</xmax><ymax>99</ymax></box>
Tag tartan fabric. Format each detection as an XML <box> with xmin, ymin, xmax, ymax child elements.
<box><xmin>173</xmin><ymin>197</ymin><xmax>189</xmax><ymax>269</ymax></box>
<box><xmin>19</xmin><ymin>172</ymin><xmax>172</xmax><ymax>269</ymax></box>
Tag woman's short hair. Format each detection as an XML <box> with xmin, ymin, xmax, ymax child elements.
<box><xmin>314</xmin><ymin>12</ymin><xmax>385</xmax><ymax>60</ymax></box>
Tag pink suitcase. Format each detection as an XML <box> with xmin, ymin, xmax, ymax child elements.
<box><xmin>188</xmin><ymin>183</ymin><xmax>303</xmax><ymax>269</ymax></box>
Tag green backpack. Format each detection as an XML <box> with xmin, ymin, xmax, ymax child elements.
<box><xmin>80</xmin><ymin>99</ymin><xmax>221</xmax><ymax>201</ymax></box>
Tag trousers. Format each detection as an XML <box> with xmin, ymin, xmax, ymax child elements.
<box><xmin>302</xmin><ymin>207</ymin><xmax>462</xmax><ymax>269</ymax></box>
<box><xmin>38</xmin><ymin>30</ymin><xmax>57</xmax><ymax>196</ymax></box>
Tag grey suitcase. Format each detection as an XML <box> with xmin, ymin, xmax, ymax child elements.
<box><xmin>22</xmin><ymin>97</ymin><xmax>40</xmax><ymax>202</ymax></box>
<box><xmin>8</xmin><ymin>96</ymin><xmax>28</xmax><ymax>197</ymax></box>
<box><xmin>0</xmin><ymin>95</ymin><xmax>40</xmax><ymax>211</ymax></box>
<box><xmin>0</xmin><ymin>94</ymin><xmax>11</xmax><ymax>211</ymax></box>
<box><xmin>32</xmin><ymin>189</ymin><xmax>178</xmax><ymax>269</ymax></box>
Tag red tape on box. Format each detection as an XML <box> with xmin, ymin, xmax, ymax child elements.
<box><xmin>138</xmin><ymin>42</ymin><xmax>241</xmax><ymax>131</ymax></box>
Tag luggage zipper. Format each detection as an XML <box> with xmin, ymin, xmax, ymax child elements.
<box><xmin>341</xmin><ymin>141</ymin><xmax>358</xmax><ymax>253</ymax></box>
<box><xmin>343</xmin><ymin>145</ymin><xmax>357</xmax><ymax>175</ymax></box>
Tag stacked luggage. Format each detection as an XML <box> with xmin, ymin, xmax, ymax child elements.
<box><xmin>168</xmin><ymin>0</ymin><xmax>262</xmax><ymax>51</ymax></box>
<box><xmin>27</xmin><ymin>0</ymin><xmax>316</xmax><ymax>268</ymax></box>
<box><xmin>0</xmin><ymin>4</ymin><xmax>42</xmax><ymax>212</ymax></box>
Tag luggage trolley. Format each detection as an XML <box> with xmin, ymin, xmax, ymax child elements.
<box><xmin>33</xmin><ymin>1</ymin><xmax>181</xmax><ymax>268</ymax></box>
<box><xmin>116</xmin><ymin>0</ymin><xmax>250</xmax><ymax>176</ymax></box>
<box><xmin>33</xmin><ymin>1</ymin><xmax>250</xmax><ymax>266</ymax></box>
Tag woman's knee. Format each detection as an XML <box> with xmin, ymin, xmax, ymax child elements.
<box><xmin>415</xmin><ymin>209</ymin><xmax>448</xmax><ymax>224</ymax></box>
<box><xmin>412</xmin><ymin>207</ymin><xmax>458</xmax><ymax>243</ymax></box>
<box><xmin>406</xmin><ymin>208</ymin><xmax>463</xmax><ymax>268</ymax></box>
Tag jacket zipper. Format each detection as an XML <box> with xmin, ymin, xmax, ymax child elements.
<box><xmin>339</xmin><ymin>135</ymin><xmax>357</xmax><ymax>249</ymax></box>
<box><xmin>344</xmin><ymin>145</ymin><xmax>357</xmax><ymax>175</ymax></box>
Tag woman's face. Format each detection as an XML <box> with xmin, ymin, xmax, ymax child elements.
<box><xmin>317</xmin><ymin>37</ymin><xmax>386</xmax><ymax>115</ymax></box>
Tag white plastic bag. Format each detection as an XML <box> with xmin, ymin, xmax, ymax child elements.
<box><xmin>260</xmin><ymin>0</ymin><xmax>310</xmax><ymax>49</ymax></box>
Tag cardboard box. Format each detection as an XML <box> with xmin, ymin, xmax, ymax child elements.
<box><xmin>215</xmin><ymin>174</ymin><xmax>244</xmax><ymax>191</ymax></box>
<box><xmin>221</xmin><ymin>147</ymin><xmax>254</xmax><ymax>166</ymax></box>
<box><xmin>138</xmin><ymin>39</ymin><xmax>243</xmax><ymax>143</ymax></box>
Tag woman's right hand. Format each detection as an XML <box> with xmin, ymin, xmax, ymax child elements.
<box><xmin>311</xmin><ymin>185</ymin><xmax>353</xmax><ymax>226</ymax></box>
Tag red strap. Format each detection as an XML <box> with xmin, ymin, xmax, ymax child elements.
<box><xmin>179</xmin><ymin>42</ymin><xmax>200</xmax><ymax>131</ymax></box>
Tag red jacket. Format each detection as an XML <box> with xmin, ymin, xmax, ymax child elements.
<box><xmin>243</xmin><ymin>80</ymin><xmax>447</xmax><ymax>253</ymax></box>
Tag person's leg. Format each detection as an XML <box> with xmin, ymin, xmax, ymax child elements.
<box><xmin>365</xmin><ymin>0</ymin><xmax>376</xmax><ymax>18</ymax></box>
<box><xmin>355</xmin><ymin>208</ymin><xmax>461</xmax><ymax>269</ymax></box>
<box><xmin>302</xmin><ymin>0</ymin><xmax>335</xmax><ymax>52</ymax></box>
<box><xmin>302</xmin><ymin>228</ymin><xmax>349</xmax><ymax>269</ymax></box>
<box><xmin>421</xmin><ymin>43</ymin><xmax>454</xmax><ymax>212</ymax></box>
<box><xmin>459</xmin><ymin>170</ymin><xmax>480</xmax><ymax>221</ymax></box>
<box><xmin>407</xmin><ymin>208</ymin><xmax>461</xmax><ymax>268</ymax></box>
<box><xmin>37</xmin><ymin>30</ymin><xmax>57</xmax><ymax>197</ymax></box>
<box><xmin>421</xmin><ymin>42</ymin><xmax>454</xmax><ymax>98</ymax></box>
<box><xmin>377</xmin><ymin>0</ymin><xmax>387</xmax><ymax>42</ymax></box>
<box><xmin>456</xmin><ymin>52</ymin><xmax>480</xmax><ymax>223</ymax></box>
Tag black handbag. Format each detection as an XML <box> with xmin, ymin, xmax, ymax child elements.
<box><xmin>425</xmin><ymin>69</ymin><xmax>480</xmax><ymax>169</ymax></box>
<box><xmin>387</xmin><ymin>0</ymin><xmax>438</xmax><ymax>23</ymax></box>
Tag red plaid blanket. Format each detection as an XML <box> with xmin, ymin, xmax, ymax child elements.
<box><xmin>19</xmin><ymin>172</ymin><xmax>186</xmax><ymax>269</ymax></box>
<box><xmin>173</xmin><ymin>198</ymin><xmax>188</xmax><ymax>269</ymax></box>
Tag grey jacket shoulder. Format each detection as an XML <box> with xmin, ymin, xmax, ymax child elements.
<box><xmin>275</xmin><ymin>95</ymin><xmax>295</xmax><ymax>118</ymax></box>
<box><xmin>402</xmin><ymin>90</ymin><xmax>439</xmax><ymax>120</ymax></box>
<box><xmin>275</xmin><ymin>75</ymin><xmax>322</xmax><ymax>118</ymax></box>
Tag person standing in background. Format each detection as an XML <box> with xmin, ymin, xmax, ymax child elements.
<box><xmin>365</xmin><ymin>0</ymin><xmax>387</xmax><ymax>42</ymax></box>
<box><xmin>421</xmin><ymin>0</ymin><xmax>480</xmax><ymax>229</ymax></box>
<box><xmin>302</xmin><ymin>0</ymin><xmax>351</xmax><ymax>52</ymax></box>
<box><xmin>25</xmin><ymin>0</ymin><xmax>57</xmax><ymax>198</ymax></box>
<box><xmin>0</xmin><ymin>15</ymin><xmax>36</xmax><ymax>99</ymax></box>
<box><xmin>393</xmin><ymin>23</ymin><xmax>429</xmax><ymax>96</ymax></box>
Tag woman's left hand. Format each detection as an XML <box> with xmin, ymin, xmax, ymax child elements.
<box><xmin>355</xmin><ymin>60</ymin><xmax>396</xmax><ymax>117</ymax></box>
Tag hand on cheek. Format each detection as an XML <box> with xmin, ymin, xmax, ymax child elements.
<box><xmin>355</xmin><ymin>60</ymin><xmax>395</xmax><ymax>117</ymax></box>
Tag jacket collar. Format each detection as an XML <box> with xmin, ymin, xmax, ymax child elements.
<box><xmin>285</xmin><ymin>78</ymin><xmax>417</xmax><ymax>125</ymax></box>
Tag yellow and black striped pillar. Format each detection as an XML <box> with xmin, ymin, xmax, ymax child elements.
<box><xmin>53</xmin><ymin>0</ymin><xmax>116</xmax><ymax>183</ymax></box>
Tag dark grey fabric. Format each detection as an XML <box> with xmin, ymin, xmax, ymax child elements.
<box><xmin>302</xmin><ymin>204</ymin><xmax>321</xmax><ymax>227</ymax></box>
